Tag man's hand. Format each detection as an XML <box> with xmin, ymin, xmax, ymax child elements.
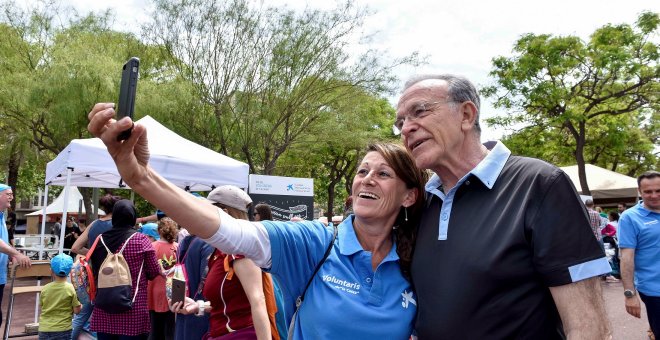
<box><xmin>625</xmin><ymin>296</ymin><xmax>641</xmax><ymax>318</ymax></box>
<box><xmin>11</xmin><ymin>253</ymin><xmax>31</xmax><ymax>268</ymax></box>
<box><xmin>87</xmin><ymin>102</ymin><xmax>151</xmax><ymax>188</ymax></box>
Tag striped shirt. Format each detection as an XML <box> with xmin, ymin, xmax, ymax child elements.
<box><xmin>587</xmin><ymin>209</ymin><xmax>603</xmax><ymax>241</ymax></box>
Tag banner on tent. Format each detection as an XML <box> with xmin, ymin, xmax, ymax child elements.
<box><xmin>248</xmin><ymin>175</ymin><xmax>313</xmax><ymax>221</ymax></box>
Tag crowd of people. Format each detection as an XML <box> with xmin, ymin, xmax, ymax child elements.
<box><xmin>0</xmin><ymin>73</ymin><xmax>657</xmax><ymax>339</ymax></box>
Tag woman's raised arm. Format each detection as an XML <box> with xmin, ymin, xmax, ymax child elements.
<box><xmin>87</xmin><ymin>103</ymin><xmax>221</xmax><ymax>238</ymax></box>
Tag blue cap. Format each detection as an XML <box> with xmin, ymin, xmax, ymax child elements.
<box><xmin>0</xmin><ymin>184</ymin><xmax>11</xmax><ymax>193</ymax></box>
<box><xmin>51</xmin><ymin>254</ymin><xmax>73</xmax><ymax>277</ymax></box>
<box><xmin>140</xmin><ymin>223</ymin><xmax>160</xmax><ymax>240</ymax></box>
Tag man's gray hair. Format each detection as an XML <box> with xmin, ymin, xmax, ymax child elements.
<box><xmin>402</xmin><ymin>74</ymin><xmax>481</xmax><ymax>133</ymax></box>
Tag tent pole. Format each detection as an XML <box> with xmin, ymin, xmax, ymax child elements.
<box><xmin>35</xmin><ymin>184</ymin><xmax>50</xmax><ymax>323</ymax></box>
<box><xmin>59</xmin><ymin>168</ymin><xmax>73</xmax><ymax>254</ymax></box>
<box><xmin>38</xmin><ymin>185</ymin><xmax>50</xmax><ymax>260</ymax></box>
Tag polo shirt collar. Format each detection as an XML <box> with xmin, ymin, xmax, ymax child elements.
<box><xmin>636</xmin><ymin>201</ymin><xmax>656</xmax><ymax>216</ymax></box>
<box><xmin>425</xmin><ymin>141</ymin><xmax>511</xmax><ymax>193</ymax></box>
<box><xmin>338</xmin><ymin>215</ymin><xmax>400</xmax><ymax>262</ymax></box>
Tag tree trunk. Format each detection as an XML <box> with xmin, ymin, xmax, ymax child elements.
<box><xmin>575</xmin><ymin>121</ymin><xmax>591</xmax><ymax>196</ymax></box>
<box><xmin>78</xmin><ymin>187</ymin><xmax>95</xmax><ymax>223</ymax></box>
<box><xmin>326</xmin><ymin>184</ymin><xmax>336</xmax><ymax>219</ymax></box>
<box><xmin>6</xmin><ymin>140</ymin><xmax>22</xmax><ymax>212</ymax></box>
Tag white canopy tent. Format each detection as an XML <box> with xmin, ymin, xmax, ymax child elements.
<box><xmin>45</xmin><ymin>115</ymin><xmax>249</xmax><ymax>190</ymax></box>
<box><xmin>38</xmin><ymin>115</ymin><xmax>249</xmax><ymax>254</ymax></box>
<box><xmin>26</xmin><ymin>186</ymin><xmax>105</xmax><ymax>216</ymax></box>
<box><xmin>560</xmin><ymin>164</ymin><xmax>639</xmax><ymax>200</ymax></box>
<box><xmin>25</xmin><ymin>186</ymin><xmax>105</xmax><ymax>236</ymax></box>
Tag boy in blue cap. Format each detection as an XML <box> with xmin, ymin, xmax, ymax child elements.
<box><xmin>38</xmin><ymin>254</ymin><xmax>82</xmax><ymax>340</ymax></box>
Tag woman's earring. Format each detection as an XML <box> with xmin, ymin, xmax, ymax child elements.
<box><xmin>404</xmin><ymin>207</ymin><xmax>408</xmax><ymax>222</ymax></box>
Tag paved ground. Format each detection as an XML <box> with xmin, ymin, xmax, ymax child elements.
<box><xmin>0</xmin><ymin>278</ymin><xmax>652</xmax><ymax>339</ymax></box>
<box><xmin>0</xmin><ymin>277</ymin><xmax>94</xmax><ymax>340</ymax></box>
<box><xmin>603</xmin><ymin>280</ymin><xmax>652</xmax><ymax>340</ymax></box>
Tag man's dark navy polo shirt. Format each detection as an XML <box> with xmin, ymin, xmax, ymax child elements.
<box><xmin>411</xmin><ymin>142</ymin><xmax>610</xmax><ymax>339</ymax></box>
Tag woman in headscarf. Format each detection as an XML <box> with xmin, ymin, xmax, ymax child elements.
<box><xmin>71</xmin><ymin>194</ymin><xmax>120</xmax><ymax>340</ymax></box>
<box><xmin>89</xmin><ymin>200</ymin><xmax>161</xmax><ymax>340</ymax></box>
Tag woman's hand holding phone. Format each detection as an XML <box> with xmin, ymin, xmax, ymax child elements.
<box><xmin>168</xmin><ymin>296</ymin><xmax>197</xmax><ymax>315</ymax></box>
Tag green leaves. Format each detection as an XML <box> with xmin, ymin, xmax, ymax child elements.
<box><xmin>0</xmin><ymin>0</ymin><xmax>415</xmax><ymax>216</ymax></box>
<box><xmin>484</xmin><ymin>11</ymin><xmax>659</xmax><ymax>194</ymax></box>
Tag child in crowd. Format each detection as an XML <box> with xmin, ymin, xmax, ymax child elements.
<box><xmin>38</xmin><ymin>254</ymin><xmax>82</xmax><ymax>340</ymax></box>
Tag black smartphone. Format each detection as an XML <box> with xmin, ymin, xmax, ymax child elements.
<box><xmin>116</xmin><ymin>57</ymin><xmax>140</xmax><ymax>141</ymax></box>
<box><xmin>171</xmin><ymin>277</ymin><xmax>186</xmax><ymax>304</ymax></box>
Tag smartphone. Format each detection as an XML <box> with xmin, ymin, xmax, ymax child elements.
<box><xmin>116</xmin><ymin>57</ymin><xmax>140</xmax><ymax>141</ymax></box>
<box><xmin>171</xmin><ymin>277</ymin><xmax>186</xmax><ymax>304</ymax></box>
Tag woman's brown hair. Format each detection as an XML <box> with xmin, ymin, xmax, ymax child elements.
<box><xmin>363</xmin><ymin>143</ymin><xmax>427</xmax><ymax>280</ymax></box>
<box><xmin>254</xmin><ymin>203</ymin><xmax>273</xmax><ymax>221</ymax></box>
<box><xmin>98</xmin><ymin>194</ymin><xmax>121</xmax><ymax>215</ymax></box>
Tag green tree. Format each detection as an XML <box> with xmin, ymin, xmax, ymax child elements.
<box><xmin>483</xmin><ymin>12</ymin><xmax>659</xmax><ymax>194</ymax></box>
<box><xmin>0</xmin><ymin>2</ymin><xmax>192</xmax><ymax>219</ymax></box>
<box><xmin>145</xmin><ymin>0</ymin><xmax>417</xmax><ymax>175</ymax></box>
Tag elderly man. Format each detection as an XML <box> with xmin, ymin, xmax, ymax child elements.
<box><xmin>396</xmin><ymin>75</ymin><xmax>612</xmax><ymax>339</ymax></box>
<box><xmin>0</xmin><ymin>184</ymin><xmax>31</xmax><ymax>324</ymax></box>
<box><xmin>619</xmin><ymin>170</ymin><xmax>660</xmax><ymax>337</ymax></box>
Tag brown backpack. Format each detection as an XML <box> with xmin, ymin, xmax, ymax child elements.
<box><xmin>95</xmin><ymin>233</ymin><xmax>143</xmax><ymax>314</ymax></box>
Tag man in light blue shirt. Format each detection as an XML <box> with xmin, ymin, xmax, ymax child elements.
<box><xmin>0</xmin><ymin>184</ymin><xmax>32</xmax><ymax>325</ymax></box>
<box><xmin>619</xmin><ymin>170</ymin><xmax>660</xmax><ymax>336</ymax></box>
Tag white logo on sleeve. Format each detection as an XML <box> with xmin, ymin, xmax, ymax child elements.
<box><xmin>401</xmin><ymin>290</ymin><xmax>416</xmax><ymax>308</ymax></box>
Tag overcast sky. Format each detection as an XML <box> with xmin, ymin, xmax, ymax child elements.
<box><xmin>60</xmin><ymin>0</ymin><xmax>659</xmax><ymax>140</ymax></box>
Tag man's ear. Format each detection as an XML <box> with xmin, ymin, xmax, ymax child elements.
<box><xmin>459</xmin><ymin>101</ymin><xmax>479</xmax><ymax>132</ymax></box>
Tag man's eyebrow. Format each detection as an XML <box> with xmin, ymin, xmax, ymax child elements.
<box><xmin>396</xmin><ymin>101</ymin><xmax>423</xmax><ymax>114</ymax></box>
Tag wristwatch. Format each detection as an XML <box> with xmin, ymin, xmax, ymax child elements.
<box><xmin>624</xmin><ymin>289</ymin><xmax>636</xmax><ymax>298</ymax></box>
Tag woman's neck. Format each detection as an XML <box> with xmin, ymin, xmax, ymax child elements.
<box><xmin>352</xmin><ymin>218</ymin><xmax>394</xmax><ymax>270</ymax></box>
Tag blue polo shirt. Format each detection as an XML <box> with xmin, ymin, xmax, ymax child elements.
<box><xmin>618</xmin><ymin>201</ymin><xmax>660</xmax><ymax>296</ymax></box>
<box><xmin>0</xmin><ymin>212</ymin><xmax>8</xmax><ymax>285</ymax></box>
<box><xmin>262</xmin><ymin>217</ymin><xmax>416</xmax><ymax>340</ymax></box>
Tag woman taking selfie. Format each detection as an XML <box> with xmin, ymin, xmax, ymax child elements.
<box><xmin>87</xmin><ymin>103</ymin><xmax>426</xmax><ymax>339</ymax></box>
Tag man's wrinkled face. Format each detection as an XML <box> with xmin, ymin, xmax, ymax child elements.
<box><xmin>0</xmin><ymin>189</ymin><xmax>13</xmax><ymax>210</ymax></box>
<box><xmin>397</xmin><ymin>80</ymin><xmax>463</xmax><ymax>172</ymax></box>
